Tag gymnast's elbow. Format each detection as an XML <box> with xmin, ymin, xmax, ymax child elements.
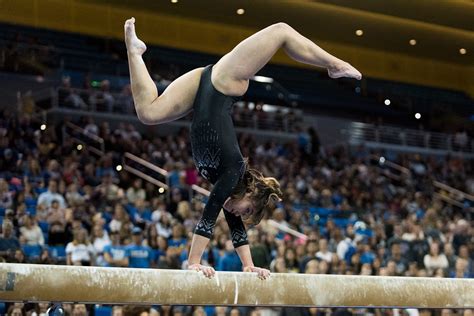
<box><xmin>136</xmin><ymin>110</ymin><xmax>158</xmax><ymax>125</ymax></box>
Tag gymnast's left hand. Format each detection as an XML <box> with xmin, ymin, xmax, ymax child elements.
<box><xmin>243</xmin><ymin>266</ymin><xmax>270</xmax><ymax>280</ymax></box>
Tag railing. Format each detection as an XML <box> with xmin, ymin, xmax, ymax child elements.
<box><xmin>375</xmin><ymin>155</ymin><xmax>473</xmax><ymax>210</ymax></box>
<box><xmin>54</xmin><ymin>87</ymin><xmax>304</xmax><ymax>133</ymax></box>
<box><xmin>122</xmin><ymin>152</ymin><xmax>169</xmax><ymax>190</ymax></box>
<box><xmin>349</xmin><ymin>122</ymin><xmax>474</xmax><ymax>154</ymax></box>
<box><xmin>62</xmin><ymin>122</ymin><xmax>105</xmax><ymax>156</ymax></box>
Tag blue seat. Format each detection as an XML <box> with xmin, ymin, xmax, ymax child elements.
<box><xmin>22</xmin><ymin>244</ymin><xmax>42</xmax><ymax>260</ymax></box>
<box><xmin>94</xmin><ymin>305</ymin><xmax>112</xmax><ymax>316</ymax></box>
<box><xmin>0</xmin><ymin>207</ymin><xmax>5</xmax><ymax>217</ymax></box>
<box><xmin>49</xmin><ymin>245</ymin><xmax>66</xmax><ymax>261</ymax></box>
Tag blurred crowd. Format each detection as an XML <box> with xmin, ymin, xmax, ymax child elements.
<box><xmin>0</xmin><ymin>109</ymin><xmax>472</xmax><ymax>316</ymax></box>
<box><xmin>57</xmin><ymin>77</ymin><xmax>304</xmax><ymax>133</ymax></box>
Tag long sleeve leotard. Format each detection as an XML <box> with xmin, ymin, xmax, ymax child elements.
<box><xmin>190</xmin><ymin>65</ymin><xmax>248</xmax><ymax>248</ymax></box>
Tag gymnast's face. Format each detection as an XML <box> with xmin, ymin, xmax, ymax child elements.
<box><xmin>224</xmin><ymin>193</ymin><xmax>255</xmax><ymax>218</ymax></box>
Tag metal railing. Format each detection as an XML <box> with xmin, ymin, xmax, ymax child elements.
<box><xmin>62</xmin><ymin>122</ymin><xmax>105</xmax><ymax>156</ymax></box>
<box><xmin>349</xmin><ymin>122</ymin><xmax>474</xmax><ymax>154</ymax></box>
<box><xmin>375</xmin><ymin>155</ymin><xmax>473</xmax><ymax>210</ymax></box>
<box><xmin>122</xmin><ymin>152</ymin><xmax>169</xmax><ymax>191</ymax></box>
<box><xmin>54</xmin><ymin>87</ymin><xmax>304</xmax><ymax>133</ymax></box>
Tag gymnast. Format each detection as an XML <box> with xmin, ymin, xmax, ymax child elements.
<box><xmin>124</xmin><ymin>17</ymin><xmax>361</xmax><ymax>279</ymax></box>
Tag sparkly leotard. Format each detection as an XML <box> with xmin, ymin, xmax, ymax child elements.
<box><xmin>190</xmin><ymin>65</ymin><xmax>248</xmax><ymax>247</ymax></box>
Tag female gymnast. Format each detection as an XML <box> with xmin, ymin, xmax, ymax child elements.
<box><xmin>124</xmin><ymin>18</ymin><xmax>361</xmax><ymax>279</ymax></box>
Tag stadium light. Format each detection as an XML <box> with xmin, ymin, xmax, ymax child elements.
<box><xmin>415</xmin><ymin>113</ymin><xmax>421</xmax><ymax>119</ymax></box>
<box><xmin>355</xmin><ymin>29</ymin><xmax>363</xmax><ymax>36</ymax></box>
<box><xmin>384</xmin><ymin>99</ymin><xmax>391</xmax><ymax>106</ymax></box>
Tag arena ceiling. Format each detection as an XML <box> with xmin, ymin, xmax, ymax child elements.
<box><xmin>104</xmin><ymin>0</ymin><xmax>473</xmax><ymax>65</ymax></box>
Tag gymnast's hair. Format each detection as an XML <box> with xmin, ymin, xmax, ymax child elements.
<box><xmin>231</xmin><ymin>159</ymin><xmax>283</xmax><ymax>225</ymax></box>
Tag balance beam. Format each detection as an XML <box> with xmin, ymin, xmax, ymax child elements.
<box><xmin>0</xmin><ymin>264</ymin><xmax>473</xmax><ymax>308</ymax></box>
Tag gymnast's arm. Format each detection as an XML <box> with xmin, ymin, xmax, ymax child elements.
<box><xmin>188</xmin><ymin>168</ymin><xmax>241</xmax><ymax>271</ymax></box>
<box><xmin>224</xmin><ymin>210</ymin><xmax>270</xmax><ymax>279</ymax></box>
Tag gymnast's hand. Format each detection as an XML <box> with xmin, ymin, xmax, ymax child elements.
<box><xmin>244</xmin><ymin>266</ymin><xmax>271</xmax><ymax>280</ymax></box>
<box><xmin>188</xmin><ymin>263</ymin><xmax>216</xmax><ymax>278</ymax></box>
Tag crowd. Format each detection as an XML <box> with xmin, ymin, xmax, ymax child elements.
<box><xmin>0</xmin><ymin>104</ymin><xmax>472</xmax><ymax>316</ymax></box>
<box><xmin>57</xmin><ymin>76</ymin><xmax>304</xmax><ymax>133</ymax></box>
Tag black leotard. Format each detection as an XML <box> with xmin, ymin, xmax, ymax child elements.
<box><xmin>190</xmin><ymin>65</ymin><xmax>248</xmax><ymax>248</ymax></box>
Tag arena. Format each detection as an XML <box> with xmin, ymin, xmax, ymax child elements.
<box><xmin>0</xmin><ymin>0</ymin><xmax>473</xmax><ymax>315</ymax></box>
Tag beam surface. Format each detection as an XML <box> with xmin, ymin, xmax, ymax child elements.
<box><xmin>0</xmin><ymin>264</ymin><xmax>473</xmax><ymax>308</ymax></box>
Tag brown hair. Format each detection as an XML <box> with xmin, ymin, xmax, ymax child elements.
<box><xmin>231</xmin><ymin>161</ymin><xmax>283</xmax><ymax>225</ymax></box>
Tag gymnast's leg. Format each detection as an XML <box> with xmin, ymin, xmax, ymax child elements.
<box><xmin>124</xmin><ymin>18</ymin><xmax>203</xmax><ymax>125</ymax></box>
<box><xmin>212</xmin><ymin>22</ymin><xmax>362</xmax><ymax>96</ymax></box>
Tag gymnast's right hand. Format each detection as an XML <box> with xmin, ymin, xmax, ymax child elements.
<box><xmin>188</xmin><ymin>263</ymin><xmax>216</xmax><ymax>278</ymax></box>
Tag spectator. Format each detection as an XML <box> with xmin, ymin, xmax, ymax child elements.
<box><xmin>248</xmin><ymin>229</ymin><xmax>271</xmax><ymax>269</ymax></box>
<box><xmin>0</xmin><ymin>220</ymin><xmax>20</xmax><ymax>260</ymax></box>
<box><xmin>126</xmin><ymin>227</ymin><xmax>154</xmax><ymax>268</ymax></box>
<box><xmin>37</xmin><ymin>180</ymin><xmax>66</xmax><ymax>208</ymax></box>
<box><xmin>126</xmin><ymin>178</ymin><xmax>146</xmax><ymax>204</ymax></box>
<box><xmin>316</xmin><ymin>238</ymin><xmax>334</xmax><ymax>263</ymax></box>
<box><xmin>0</xmin><ymin>178</ymin><xmax>14</xmax><ymax>209</ymax></box>
<box><xmin>104</xmin><ymin>230</ymin><xmax>129</xmax><ymax>267</ymax></box>
<box><xmin>19</xmin><ymin>214</ymin><xmax>44</xmax><ymax>246</ymax></box>
<box><xmin>217</xmin><ymin>240</ymin><xmax>242</xmax><ymax>272</ymax></box>
<box><xmin>91</xmin><ymin>224</ymin><xmax>111</xmax><ymax>266</ymax></box>
<box><xmin>423</xmin><ymin>242</ymin><xmax>449</xmax><ymax>275</ymax></box>
<box><xmin>66</xmin><ymin>229</ymin><xmax>95</xmax><ymax>266</ymax></box>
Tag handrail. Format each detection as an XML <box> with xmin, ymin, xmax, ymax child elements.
<box><xmin>433</xmin><ymin>192</ymin><xmax>465</xmax><ymax>208</ymax></box>
<box><xmin>433</xmin><ymin>180</ymin><xmax>474</xmax><ymax>202</ymax></box>
<box><xmin>123</xmin><ymin>165</ymin><xmax>168</xmax><ymax>189</ymax></box>
<box><xmin>375</xmin><ymin>155</ymin><xmax>471</xmax><ymax>209</ymax></box>
<box><xmin>123</xmin><ymin>152</ymin><xmax>169</xmax><ymax>177</ymax></box>
<box><xmin>63</xmin><ymin>122</ymin><xmax>105</xmax><ymax>155</ymax></box>
<box><xmin>267</xmin><ymin>219</ymin><xmax>308</xmax><ymax>241</ymax></box>
<box><xmin>65</xmin><ymin>122</ymin><xmax>104</xmax><ymax>144</ymax></box>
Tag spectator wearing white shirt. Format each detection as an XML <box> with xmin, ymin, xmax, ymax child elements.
<box><xmin>423</xmin><ymin>242</ymin><xmax>448</xmax><ymax>275</ymax></box>
<box><xmin>126</xmin><ymin>179</ymin><xmax>146</xmax><ymax>204</ymax></box>
<box><xmin>19</xmin><ymin>215</ymin><xmax>44</xmax><ymax>246</ymax></box>
<box><xmin>66</xmin><ymin>229</ymin><xmax>95</xmax><ymax>266</ymax></box>
<box><xmin>91</xmin><ymin>224</ymin><xmax>111</xmax><ymax>266</ymax></box>
<box><xmin>37</xmin><ymin>180</ymin><xmax>66</xmax><ymax>208</ymax></box>
<box><xmin>316</xmin><ymin>238</ymin><xmax>334</xmax><ymax>263</ymax></box>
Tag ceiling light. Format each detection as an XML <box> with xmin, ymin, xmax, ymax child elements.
<box><xmin>384</xmin><ymin>99</ymin><xmax>391</xmax><ymax>106</ymax></box>
<box><xmin>236</xmin><ymin>8</ymin><xmax>245</xmax><ymax>15</ymax></box>
<box><xmin>77</xmin><ymin>144</ymin><xmax>83</xmax><ymax>151</ymax></box>
<box><xmin>355</xmin><ymin>29</ymin><xmax>363</xmax><ymax>36</ymax></box>
<box><xmin>40</xmin><ymin>124</ymin><xmax>46</xmax><ymax>131</ymax></box>
<box><xmin>409</xmin><ymin>39</ymin><xmax>417</xmax><ymax>46</ymax></box>
<box><xmin>116</xmin><ymin>165</ymin><xmax>123</xmax><ymax>172</ymax></box>
<box><xmin>158</xmin><ymin>187</ymin><xmax>165</xmax><ymax>194</ymax></box>
<box><xmin>171</xmin><ymin>0</ymin><xmax>178</xmax><ymax>3</ymax></box>
<box><xmin>415</xmin><ymin>113</ymin><xmax>421</xmax><ymax>120</ymax></box>
<box><xmin>459</xmin><ymin>48</ymin><xmax>467</xmax><ymax>55</ymax></box>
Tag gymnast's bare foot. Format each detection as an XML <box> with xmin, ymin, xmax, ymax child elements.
<box><xmin>328</xmin><ymin>60</ymin><xmax>362</xmax><ymax>80</ymax></box>
<box><xmin>124</xmin><ymin>17</ymin><xmax>147</xmax><ymax>56</ymax></box>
